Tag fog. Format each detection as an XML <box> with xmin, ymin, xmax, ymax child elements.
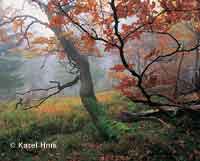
<box><xmin>0</xmin><ymin>51</ymin><xmax>116</xmax><ymax>100</ymax></box>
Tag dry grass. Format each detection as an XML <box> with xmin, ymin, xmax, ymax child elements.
<box><xmin>33</xmin><ymin>90</ymin><xmax>116</xmax><ymax>114</ymax></box>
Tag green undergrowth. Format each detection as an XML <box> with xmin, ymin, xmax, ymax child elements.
<box><xmin>0</xmin><ymin>94</ymin><xmax>199</xmax><ymax>161</ymax></box>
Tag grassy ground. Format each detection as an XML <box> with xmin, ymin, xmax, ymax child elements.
<box><xmin>0</xmin><ymin>91</ymin><xmax>200</xmax><ymax>161</ymax></box>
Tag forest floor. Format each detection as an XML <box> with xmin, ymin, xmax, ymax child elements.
<box><xmin>0</xmin><ymin>91</ymin><xmax>200</xmax><ymax>161</ymax></box>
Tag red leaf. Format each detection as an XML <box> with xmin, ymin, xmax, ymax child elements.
<box><xmin>110</xmin><ymin>64</ymin><xmax>126</xmax><ymax>72</ymax></box>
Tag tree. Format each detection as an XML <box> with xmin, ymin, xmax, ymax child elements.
<box><xmin>1</xmin><ymin>0</ymin><xmax>200</xmax><ymax>139</ymax></box>
<box><xmin>45</xmin><ymin>0</ymin><xmax>200</xmax><ymax>115</ymax></box>
<box><xmin>0</xmin><ymin>0</ymin><xmax>130</xmax><ymax>140</ymax></box>
<box><xmin>0</xmin><ymin>55</ymin><xmax>24</xmax><ymax>100</ymax></box>
<box><xmin>45</xmin><ymin>0</ymin><xmax>200</xmax><ymax>120</ymax></box>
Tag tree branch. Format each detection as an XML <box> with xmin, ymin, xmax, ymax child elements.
<box><xmin>16</xmin><ymin>75</ymin><xmax>80</xmax><ymax>110</ymax></box>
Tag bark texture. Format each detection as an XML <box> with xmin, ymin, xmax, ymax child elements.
<box><xmin>43</xmin><ymin>11</ymin><xmax>128</xmax><ymax>140</ymax></box>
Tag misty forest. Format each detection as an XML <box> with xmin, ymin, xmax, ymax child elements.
<box><xmin>0</xmin><ymin>0</ymin><xmax>200</xmax><ymax>161</ymax></box>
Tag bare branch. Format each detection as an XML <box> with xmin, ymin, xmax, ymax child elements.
<box><xmin>0</xmin><ymin>15</ymin><xmax>48</xmax><ymax>27</ymax></box>
<box><xmin>16</xmin><ymin>75</ymin><xmax>80</xmax><ymax>110</ymax></box>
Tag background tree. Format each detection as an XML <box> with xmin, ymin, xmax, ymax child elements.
<box><xmin>0</xmin><ymin>55</ymin><xmax>24</xmax><ymax>100</ymax></box>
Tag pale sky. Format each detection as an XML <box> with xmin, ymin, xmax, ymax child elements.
<box><xmin>2</xmin><ymin>0</ymin><xmax>53</xmax><ymax>36</ymax></box>
<box><xmin>2</xmin><ymin>0</ymin><xmax>47</xmax><ymax>20</ymax></box>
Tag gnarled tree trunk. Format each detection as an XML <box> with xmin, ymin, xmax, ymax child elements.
<box><xmin>57</xmin><ymin>34</ymin><xmax>126</xmax><ymax>139</ymax></box>
<box><xmin>40</xmin><ymin>14</ymin><xmax>126</xmax><ymax>140</ymax></box>
<box><xmin>30</xmin><ymin>1</ymin><xmax>129</xmax><ymax>139</ymax></box>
